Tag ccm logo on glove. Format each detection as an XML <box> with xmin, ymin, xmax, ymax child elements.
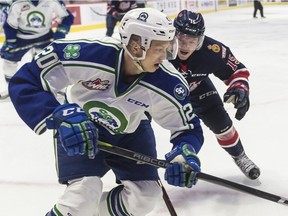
<box><xmin>46</xmin><ymin>103</ymin><xmax>98</xmax><ymax>159</ymax></box>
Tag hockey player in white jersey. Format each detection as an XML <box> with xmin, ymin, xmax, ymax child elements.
<box><xmin>0</xmin><ymin>0</ymin><xmax>11</xmax><ymax>31</ymax></box>
<box><xmin>0</xmin><ymin>0</ymin><xmax>74</xmax><ymax>98</ymax></box>
<box><xmin>9</xmin><ymin>8</ymin><xmax>204</xmax><ymax>216</ymax></box>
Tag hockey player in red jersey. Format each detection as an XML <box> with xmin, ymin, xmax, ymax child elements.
<box><xmin>106</xmin><ymin>0</ymin><xmax>138</xmax><ymax>37</ymax></box>
<box><xmin>170</xmin><ymin>10</ymin><xmax>260</xmax><ymax>180</ymax></box>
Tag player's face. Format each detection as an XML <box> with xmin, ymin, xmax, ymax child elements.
<box><xmin>176</xmin><ymin>33</ymin><xmax>198</xmax><ymax>60</ymax></box>
<box><xmin>140</xmin><ymin>40</ymin><xmax>172</xmax><ymax>72</ymax></box>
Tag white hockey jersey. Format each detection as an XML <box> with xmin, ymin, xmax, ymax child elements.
<box><xmin>7</xmin><ymin>0</ymin><xmax>69</xmax><ymax>39</ymax></box>
<box><xmin>9</xmin><ymin>37</ymin><xmax>204</xmax><ymax>152</ymax></box>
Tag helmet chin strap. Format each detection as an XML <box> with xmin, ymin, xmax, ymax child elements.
<box><xmin>133</xmin><ymin>59</ymin><xmax>145</xmax><ymax>72</ymax></box>
<box><xmin>123</xmin><ymin>44</ymin><xmax>146</xmax><ymax>72</ymax></box>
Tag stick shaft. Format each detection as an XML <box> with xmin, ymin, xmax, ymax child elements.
<box><xmin>10</xmin><ymin>39</ymin><xmax>53</xmax><ymax>52</ymax></box>
<box><xmin>90</xmin><ymin>7</ymin><xmax>107</xmax><ymax>16</ymax></box>
<box><xmin>98</xmin><ymin>141</ymin><xmax>288</xmax><ymax>206</ymax></box>
<box><xmin>98</xmin><ymin>141</ymin><xmax>177</xmax><ymax>215</ymax></box>
<box><xmin>90</xmin><ymin>7</ymin><xmax>126</xmax><ymax>17</ymax></box>
<box><xmin>197</xmin><ymin>172</ymin><xmax>288</xmax><ymax>205</ymax></box>
<box><xmin>158</xmin><ymin>180</ymin><xmax>178</xmax><ymax>216</ymax></box>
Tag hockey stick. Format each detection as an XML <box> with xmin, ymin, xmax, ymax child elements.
<box><xmin>157</xmin><ymin>179</ymin><xmax>177</xmax><ymax>216</ymax></box>
<box><xmin>90</xmin><ymin>7</ymin><xmax>126</xmax><ymax>17</ymax></box>
<box><xmin>5</xmin><ymin>39</ymin><xmax>53</xmax><ymax>53</ymax></box>
<box><xmin>90</xmin><ymin>7</ymin><xmax>107</xmax><ymax>17</ymax></box>
<box><xmin>98</xmin><ymin>141</ymin><xmax>288</xmax><ymax>206</ymax></box>
<box><xmin>98</xmin><ymin>141</ymin><xmax>177</xmax><ymax>216</ymax></box>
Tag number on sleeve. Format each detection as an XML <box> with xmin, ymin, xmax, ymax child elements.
<box><xmin>34</xmin><ymin>45</ymin><xmax>59</xmax><ymax>69</ymax></box>
<box><xmin>183</xmin><ymin>103</ymin><xmax>194</xmax><ymax>121</ymax></box>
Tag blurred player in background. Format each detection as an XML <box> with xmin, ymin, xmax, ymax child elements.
<box><xmin>106</xmin><ymin>0</ymin><xmax>138</xmax><ymax>37</ymax></box>
<box><xmin>0</xmin><ymin>0</ymin><xmax>11</xmax><ymax>32</ymax></box>
<box><xmin>136</xmin><ymin>0</ymin><xmax>146</xmax><ymax>8</ymax></box>
<box><xmin>253</xmin><ymin>0</ymin><xmax>265</xmax><ymax>18</ymax></box>
<box><xmin>170</xmin><ymin>10</ymin><xmax>260</xmax><ymax>180</ymax></box>
<box><xmin>0</xmin><ymin>0</ymin><xmax>74</xmax><ymax>99</ymax></box>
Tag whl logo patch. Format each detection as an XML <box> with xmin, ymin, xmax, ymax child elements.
<box><xmin>82</xmin><ymin>78</ymin><xmax>110</xmax><ymax>90</ymax></box>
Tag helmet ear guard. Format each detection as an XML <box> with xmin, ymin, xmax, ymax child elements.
<box><xmin>119</xmin><ymin>8</ymin><xmax>178</xmax><ymax>61</ymax></box>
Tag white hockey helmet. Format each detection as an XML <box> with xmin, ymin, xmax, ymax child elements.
<box><xmin>119</xmin><ymin>8</ymin><xmax>177</xmax><ymax>60</ymax></box>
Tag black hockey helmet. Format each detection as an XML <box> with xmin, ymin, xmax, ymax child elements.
<box><xmin>174</xmin><ymin>10</ymin><xmax>205</xmax><ymax>37</ymax></box>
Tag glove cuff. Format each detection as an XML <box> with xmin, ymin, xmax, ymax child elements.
<box><xmin>180</xmin><ymin>143</ymin><xmax>201</xmax><ymax>166</ymax></box>
<box><xmin>229</xmin><ymin>81</ymin><xmax>249</xmax><ymax>92</ymax></box>
<box><xmin>56</xmin><ymin>25</ymin><xmax>69</xmax><ymax>34</ymax></box>
<box><xmin>46</xmin><ymin>117</ymin><xmax>57</xmax><ymax>129</ymax></box>
<box><xmin>165</xmin><ymin>142</ymin><xmax>200</xmax><ymax>165</ymax></box>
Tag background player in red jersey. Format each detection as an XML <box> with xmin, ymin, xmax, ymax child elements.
<box><xmin>105</xmin><ymin>0</ymin><xmax>138</xmax><ymax>37</ymax></box>
<box><xmin>170</xmin><ymin>10</ymin><xmax>260</xmax><ymax>180</ymax></box>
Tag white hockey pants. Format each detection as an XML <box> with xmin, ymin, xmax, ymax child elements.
<box><xmin>53</xmin><ymin>176</ymin><xmax>162</xmax><ymax>216</ymax></box>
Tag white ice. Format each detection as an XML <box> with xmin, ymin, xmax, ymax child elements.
<box><xmin>1</xmin><ymin>5</ymin><xmax>288</xmax><ymax>216</ymax></box>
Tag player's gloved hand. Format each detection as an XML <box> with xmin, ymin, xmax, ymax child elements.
<box><xmin>112</xmin><ymin>10</ymin><xmax>122</xmax><ymax>20</ymax></box>
<box><xmin>223</xmin><ymin>81</ymin><xmax>250</xmax><ymax>120</ymax></box>
<box><xmin>0</xmin><ymin>41</ymin><xmax>17</xmax><ymax>59</ymax></box>
<box><xmin>54</xmin><ymin>25</ymin><xmax>69</xmax><ymax>40</ymax></box>
<box><xmin>46</xmin><ymin>103</ymin><xmax>98</xmax><ymax>159</ymax></box>
<box><xmin>165</xmin><ymin>142</ymin><xmax>201</xmax><ymax>188</ymax></box>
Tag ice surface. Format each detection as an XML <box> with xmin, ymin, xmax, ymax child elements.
<box><xmin>1</xmin><ymin>5</ymin><xmax>288</xmax><ymax>216</ymax></box>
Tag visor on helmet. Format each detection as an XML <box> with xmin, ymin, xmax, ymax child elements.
<box><xmin>166</xmin><ymin>37</ymin><xmax>178</xmax><ymax>60</ymax></box>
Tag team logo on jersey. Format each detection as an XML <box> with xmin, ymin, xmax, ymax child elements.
<box><xmin>174</xmin><ymin>83</ymin><xmax>188</xmax><ymax>100</ymax></box>
<box><xmin>26</xmin><ymin>12</ymin><xmax>45</xmax><ymax>28</ymax></box>
<box><xmin>82</xmin><ymin>78</ymin><xmax>110</xmax><ymax>90</ymax></box>
<box><xmin>208</xmin><ymin>44</ymin><xmax>221</xmax><ymax>53</ymax></box>
<box><xmin>63</xmin><ymin>44</ymin><xmax>81</xmax><ymax>59</ymax></box>
<box><xmin>189</xmin><ymin>80</ymin><xmax>202</xmax><ymax>92</ymax></box>
<box><xmin>83</xmin><ymin>101</ymin><xmax>128</xmax><ymax>134</ymax></box>
<box><xmin>180</xmin><ymin>69</ymin><xmax>189</xmax><ymax>79</ymax></box>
